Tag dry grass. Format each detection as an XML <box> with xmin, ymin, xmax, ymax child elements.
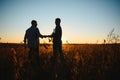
<box><xmin>0</xmin><ymin>43</ymin><xmax>120</xmax><ymax>80</ymax></box>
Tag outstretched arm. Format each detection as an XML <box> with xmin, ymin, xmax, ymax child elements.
<box><xmin>43</xmin><ymin>35</ymin><xmax>52</xmax><ymax>37</ymax></box>
<box><xmin>36</xmin><ymin>28</ymin><xmax>44</xmax><ymax>38</ymax></box>
<box><xmin>40</xmin><ymin>29</ymin><xmax>54</xmax><ymax>38</ymax></box>
<box><xmin>43</xmin><ymin>32</ymin><xmax>54</xmax><ymax>38</ymax></box>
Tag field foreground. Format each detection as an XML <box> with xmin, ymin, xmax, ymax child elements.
<box><xmin>0</xmin><ymin>43</ymin><xmax>120</xmax><ymax>80</ymax></box>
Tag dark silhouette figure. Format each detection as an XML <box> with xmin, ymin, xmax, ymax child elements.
<box><xmin>24</xmin><ymin>20</ymin><xmax>44</xmax><ymax>65</ymax></box>
<box><xmin>44</xmin><ymin>18</ymin><xmax>65</xmax><ymax>80</ymax></box>
<box><xmin>46</xmin><ymin>18</ymin><xmax>64</xmax><ymax>65</ymax></box>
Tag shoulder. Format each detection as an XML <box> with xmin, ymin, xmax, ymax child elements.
<box><xmin>26</xmin><ymin>27</ymin><xmax>31</xmax><ymax>32</ymax></box>
<box><xmin>35</xmin><ymin>27</ymin><xmax>39</xmax><ymax>31</ymax></box>
<box><xmin>56</xmin><ymin>26</ymin><xmax>62</xmax><ymax>30</ymax></box>
<box><xmin>36</xmin><ymin>27</ymin><xmax>39</xmax><ymax>30</ymax></box>
<box><xmin>27</xmin><ymin>26</ymin><xmax>33</xmax><ymax>31</ymax></box>
<box><xmin>56</xmin><ymin>26</ymin><xmax>61</xmax><ymax>29</ymax></box>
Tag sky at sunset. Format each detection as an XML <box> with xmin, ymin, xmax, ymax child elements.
<box><xmin>0</xmin><ymin>0</ymin><xmax>120</xmax><ymax>44</ymax></box>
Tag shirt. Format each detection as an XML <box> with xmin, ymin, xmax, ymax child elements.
<box><xmin>24</xmin><ymin>26</ymin><xmax>43</xmax><ymax>48</ymax></box>
<box><xmin>52</xmin><ymin>25</ymin><xmax>62</xmax><ymax>44</ymax></box>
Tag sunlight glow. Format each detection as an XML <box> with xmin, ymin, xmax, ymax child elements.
<box><xmin>62</xmin><ymin>37</ymin><xmax>67</xmax><ymax>44</ymax></box>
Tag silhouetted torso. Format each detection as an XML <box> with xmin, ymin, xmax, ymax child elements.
<box><xmin>52</xmin><ymin>25</ymin><xmax>62</xmax><ymax>44</ymax></box>
<box><xmin>25</xmin><ymin>26</ymin><xmax>40</xmax><ymax>48</ymax></box>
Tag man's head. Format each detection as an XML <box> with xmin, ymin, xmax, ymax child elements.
<box><xmin>31</xmin><ymin>20</ymin><xmax>37</xmax><ymax>27</ymax></box>
<box><xmin>55</xmin><ymin>18</ymin><xmax>61</xmax><ymax>26</ymax></box>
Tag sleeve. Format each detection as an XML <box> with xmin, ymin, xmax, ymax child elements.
<box><xmin>36</xmin><ymin>28</ymin><xmax>43</xmax><ymax>38</ymax></box>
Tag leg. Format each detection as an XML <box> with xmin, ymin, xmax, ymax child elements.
<box><xmin>52</xmin><ymin>44</ymin><xmax>58</xmax><ymax>80</ymax></box>
<box><xmin>29</xmin><ymin>47</ymin><xmax>40</xmax><ymax>66</ymax></box>
<box><xmin>53</xmin><ymin>44</ymin><xmax>57</xmax><ymax>65</ymax></box>
<box><xmin>59</xmin><ymin>42</ymin><xmax>64</xmax><ymax>62</ymax></box>
<box><xmin>29</xmin><ymin>48</ymin><xmax>33</xmax><ymax>61</ymax></box>
<box><xmin>34</xmin><ymin>46</ymin><xmax>40</xmax><ymax>65</ymax></box>
<box><xmin>58</xmin><ymin>43</ymin><xmax>66</xmax><ymax>80</ymax></box>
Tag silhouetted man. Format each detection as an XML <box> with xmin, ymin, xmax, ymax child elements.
<box><xmin>24</xmin><ymin>20</ymin><xmax>43</xmax><ymax>65</ymax></box>
<box><xmin>46</xmin><ymin>18</ymin><xmax>64</xmax><ymax>65</ymax></box>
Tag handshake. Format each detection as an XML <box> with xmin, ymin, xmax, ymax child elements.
<box><xmin>42</xmin><ymin>35</ymin><xmax>52</xmax><ymax>38</ymax></box>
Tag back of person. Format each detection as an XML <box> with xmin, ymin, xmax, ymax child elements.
<box><xmin>26</xmin><ymin>27</ymin><xmax>39</xmax><ymax>48</ymax></box>
<box><xmin>24</xmin><ymin>20</ymin><xmax>44</xmax><ymax>49</ymax></box>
